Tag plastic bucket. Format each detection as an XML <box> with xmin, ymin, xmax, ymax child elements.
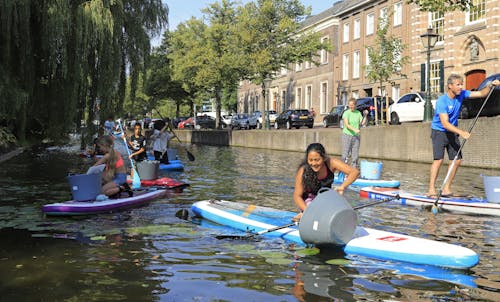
<box><xmin>482</xmin><ymin>174</ymin><xmax>500</xmax><ymax>203</ymax></box>
<box><xmin>299</xmin><ymin>188</ymin><xmax>357</xmax><ymax>245</ymax></box>
<box><xmin>137</xmin><ymin>160</ymin><xmax>159</xmax><ymax>180</ymax></box>
<box><xmin>360</xmin><ymin>160</ymin><xmax>383</xmax><ymax>180</ymax></box>
<box><xmin>167</xmin><ymin>148</ymin><xmax>178</xmax><ymax>161</ymax></box>
<box><xmin>68</xmin><ymin>173</ymin><xmax>102</xmax><ymax>201</ymax></box>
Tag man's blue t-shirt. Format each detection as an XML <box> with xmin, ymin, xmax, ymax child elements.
<box><xmin>431</xmin><ymin>90</ymin><xmax>471</xmax><ymax>132</ymax></box>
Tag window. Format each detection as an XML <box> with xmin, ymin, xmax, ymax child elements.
<box><xmin>343</xmin><ymin>22</ymin><xmax>349</xmax><ymax>43</ymax></box>
<box><xmin>306</xmin><ymin>85</ymin><xmax>312</xmax><ymax>109</ymax></box>
<box><xmin>353</xmin><ymin>50</ymin><xmax>360</xmax><ymax>79</ymax></box>
<box><xmin>321</xmin><ymin>82</ymin><xmax>328</xmax><ymax>113</ymax></box>
<box><xmin>392</xmin><ymin>85</ymin><xmax>400</xmax><ymax>101</ymax></box>
<box><xmin>366</xmin><ymin>13</ymin><xmax>374</xmax><ymax>35</ymax></box>
<box><xmin>354</xmin><ymin>19</ymin><xmax>360</xmax><ymax>39</ymax></box>
<box><xmin>430</xmin><ymin>61</ymin><xmax>440</xmax><ymax>97</ymax></box>
<box><xmin>430</xmin><ymin>12</ymin><xmax>444</xmax><ymax>43</ymax></box>
<box><xmin>320</xmin><ymin>36</ymin><xmax>329</xmax><ymax>63</ymax></box>
<box><xmin>280</xmin><ymin>67</ymin><xmax>287</xmax><ymax>76</ymax></box>
<box><xmin>305</xmin><ymin>61</ymin><xmax>311</xmax><ymax>69</ymax></box>
<box><xmin>295</xmin><ymin>62</ymin><xmax>302</xmax><ymax>72</ymax></box>
<box><xmin>365</xmin><ymin>48</ymin><xmax>371</xmax><ymax>76</ymax></box>
<box><xmin>466</xmin><ymin>0</ymin><xmax>485</xmax><ymax>24</ymax></box>
<box><xmin>296</xmin><ymin>87</ymin><xmax>302</xmax><ymax>108</ymax></box>
<box><xmin>380</xmin><ymin>7</ymin><xmax>388</xmax><ymax>26</ymax></box>
<box><xmin>352</xmin><ymin>91</ymin><xmax>359</xmax><ymax>99</ymax></box>
<box><xmin>343</xmin><ymin>54</ymin><xmax>349</xmax><ymax>81</ymax></box>
<box><xmin>393</xmin><ymin>2</ymin><xmax>402</xmax><ymax>26</ymax></box>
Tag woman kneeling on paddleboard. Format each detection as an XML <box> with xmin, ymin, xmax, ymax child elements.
<box><xmin>93</xmin><ymin>135</ymin><xmax>132</xmax><ymax>198</ymax></box>
<box><xmin>293</xmin><ymin>143</ymin><xmax>359</xmax><ymax>221</ymax></box>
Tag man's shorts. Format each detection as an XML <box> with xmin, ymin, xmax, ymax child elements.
<box><xmin>431</xmin><ymin>129</ymin><xmax>462</xmax><ymax>160</ymax></box>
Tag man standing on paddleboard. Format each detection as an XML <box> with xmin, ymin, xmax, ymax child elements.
<box><xmin>427</xmin><ymin>74</ymin><xmax>499</xmax><ymax>198</ymax></box>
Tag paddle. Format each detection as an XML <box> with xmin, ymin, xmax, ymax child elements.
<box><xmin>154</xmin><ymin>109</ymin><xmax>195</xmax><ymax>161</ymax></box>
<box><xmin>431</xmin><ymin>86</ymin><xmax>495</xmax><ymax>214</ymax></box>
<box><xmin>215</xmin><ymin>195</ymin><xmax>400</xmax><ymax>240</ymax></box>
<box><xmin>117</xmin><ymin>119</ymin><xmax>141</xmax><ymax>189</ymax></box>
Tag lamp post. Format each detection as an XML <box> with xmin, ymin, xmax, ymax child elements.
<box><xmin>420</xmin><ymin>27</ymin><xmax>439</xmax><ymax>122</ymax></box>
<box><xmin>264</xmin><ymin>77</ymin><xmax>272</xmax><ymax>130</ymax></box>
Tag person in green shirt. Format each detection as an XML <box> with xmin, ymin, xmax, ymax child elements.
<box><xmin>341</xmin><ymin>98</ymin><xmax>362</xmax><ymax>167</ymax></box>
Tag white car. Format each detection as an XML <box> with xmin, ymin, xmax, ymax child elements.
<box><xmin>389</xmin><ymin>92</ymin><xmax>436</xmax><ymax>124</ymax></box>
<box><xmin>221</xmin><ymin>114</ymin><xmax>233</xmax><ymax>128</ymax></box>
<box><xmin>253</xmin><ymin>110</ymin><xmax>278</xmax><ymax>129</ymax></box>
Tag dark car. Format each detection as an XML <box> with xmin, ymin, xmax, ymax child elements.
<box><xmin>323</xmin><ymin>105</ymin><xmax>348</xmax><ymax>128</ymax></box>
<box><xmin>274</xmin><ymin>109</ymin><xmax>314</xmax><ymax>129</ymax></box>
<box><xmin>356</xmin><ymin>96</ymin><xmax>394</xmax><ymax>124</ymax></box>
<box><xmin>461</xmin><ymin>73</ymin><xmax>500</xmax><ymax>119</ymax></box>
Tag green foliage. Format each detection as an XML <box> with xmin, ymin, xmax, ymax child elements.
<box><xmin>0</xmin><ymin>127</ymin><xmax>17</xmax><ymax>149</ymax></box>
<box><xmin>0</xmin><ymin>0</ymin><xmax>168</xmax><ymax>144</ymax></box>
<box><xmin>406</xmin><ymin>0</ymin><xmax>473</xmax><ymax>13</ymax></box>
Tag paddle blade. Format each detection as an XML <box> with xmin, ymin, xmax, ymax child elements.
<box><xmin>132</xmin><ymin>168</ymin><xmax>141</xmax><ymax>189</ymax></box>
<box><xmin>186</xmin><ymin>150</ymin><xmax>195</xmax><ymax>161</ymax></box>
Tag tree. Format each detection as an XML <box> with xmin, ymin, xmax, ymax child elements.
<box><xmin>236</xmin><ymin>0</ymin><xmax>330</xmax><ymax>125</ymax></box>
<box><xmin>365</xmin><ymin>14</ymin><xmax>409</xmax><ymax>125</ymax></box>
<box><xmin>406</xmin><ymin>0</ymin><xmax>475</xmax><ymax>13</ymax></box>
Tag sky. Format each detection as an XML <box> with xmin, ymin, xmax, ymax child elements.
<box><xmin>165</xmin><ymin>0</ymin><xmax>336</xmax><ymax>30</ymax></box>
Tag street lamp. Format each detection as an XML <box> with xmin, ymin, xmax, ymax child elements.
<box><xmin>420</xmin><ymin>27</ymin><xmax>439</xmax><ymax>122</ymax></box>
<box><xmin>264</xmin><ymin>77</ymin><xmax>272</xmax><ymax>130</ymax></box>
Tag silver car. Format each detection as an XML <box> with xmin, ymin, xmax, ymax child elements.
<box><xmin>230</xmin><ymin>113</ymin><xmax>257</xmax><ymax>130</ymax></box>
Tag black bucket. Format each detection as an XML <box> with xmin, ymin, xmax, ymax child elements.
<box><xmin>299</xmin><ymin>188</ymin><xmax>357</xmax><ymax>245</ymax></box>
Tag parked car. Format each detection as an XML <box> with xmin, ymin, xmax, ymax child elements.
<box><xmin>221</xmin><ymin>114</ymin><xmax>233</xmax><ymax>128</ymax></box>
<box><xmin>356</xmin><ymin>96</ymin><xmax>394</xmax><ymax>124</ymax></box>
<box><xmin>178</xmin><ymin>115</ymin><xmax>216</xmax><ymax>129</ymax></box>
<box><xmin>253</xmin><ymin>110</ymin><xmax>278</xmax><ymax>128</ymax></box>
<box><xmin>230</xmin><ymin>113</ymin><xmax>258</xmax><ymax>130</ymax></box>
<box><xmin>274</xmin><ymin>109</ymin><xmax>314</xmax><ymax>129</ymax></box>
<box><xmin>389</xmin><ymin>92</ymin><xmax>435</xmax><ymax>124</ymax></box>
<box><xmin>173</xmin><ymin>116</ymin><xmax>189</xmax><ymax>129</ymax></box>
<box><xmin>323</xmin><ymin>105</ymin><xmax>347</xmax><ymax>128</ymax></box>
<box><xmin>461</xmin><ymin>73</ymin><xmax>500</xmax><ymax>119</ymax></box>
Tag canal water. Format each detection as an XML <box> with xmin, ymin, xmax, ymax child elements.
<box><xmin>0</xmin><ymin>140</ymin><xmax>498</xmax><ymax>301</ymax></box>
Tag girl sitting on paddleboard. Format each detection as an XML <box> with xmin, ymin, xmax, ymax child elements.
<box><xmin>293</xmin><ymin>143</ymin><xmax>358</xmax><ymax>221</ymax></box>
<box><xmin>93</xmin><ymin>135</ymin><xmax>132</xmax><ymax>198</ymax></box>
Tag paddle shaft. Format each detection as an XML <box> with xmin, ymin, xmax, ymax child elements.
<box><xmin>117</xmin><ymin>120</ymin><xmax>141</xmax><ymax>188</ymax></box>
<box><xmin>433</xmin><ymin>86</ymin><xmax>495</xmax><ymax>208</ymax></box>
<box><xmin>354</xmin><ymin>195</ymin><xmax>399</xmax><ymax>210</ymax></box>
<box><xmin>154</xmin><ymin>109</ymin><xmax>195</xmax><ymax>161</ymax></box>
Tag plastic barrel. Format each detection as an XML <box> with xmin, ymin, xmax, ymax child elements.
<box><xmin>299</xmin><ymin>188</ymin><xmax>357</xmax><ymax>245</ymax></box>
<box><xmin>360</xmin><ymin>160</ymin><xmax>383</xmax><ymax>180</ymax></box>
<box><xmin>137</xmin><ymin>160</ymin><xmax>160</xmax><ymax>180</ymax></box>
<box><xmin>68</xmin><ymin>173</ymin><xmax>102</xmax><ymax>201</ymax></box>
<box><xmin>167</xmin><ymin>148</ymin><xmax>178</xmax><ymax>161</ymax></box>
<box><xmin>482</xmin><ymin>174</ymin><xmax>500</xmax><ymax>203</ymax></box>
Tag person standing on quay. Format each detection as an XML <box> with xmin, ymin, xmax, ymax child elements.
<box><xmin>427</xmin><ymin>74</ymin><xmax>499</xmax><ymax>197</ymax></box>
<box><xmin>341</xmin><ymin>98</ymin><xmax>362</xmax><ymax>168</ymax></box>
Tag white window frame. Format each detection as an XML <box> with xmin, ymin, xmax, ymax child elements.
<box><xmin>295</xmin><ymin>87</ymin><xmax>302</xmax><ymax>108</ymax></box>
<box><xmin>392</xmin><ymin>85</ymin><xmax>400</xmax><ymax>101</ymax></box>
<box><xmin>295</xmin><ymin>62</ymin><xmax>302</xmax><ymax>72</ymax></box>
<box><xmin>320</xmin><ymin>36</ymin><xmax>329</xmax><ymax>63</ymax></box>
<box><xmin>320</xmin><ymin>81</ymin><xmax>328</xmax><ymax>113</ymax></box>
<box><xmin>353</xmin><ymin>50</ymin><xmax>360</xmax><ymax>79</ymax></box>
<box><xmin>305</xmin><ymin>85</ymin><xmax>312</xmax><ymax>109</ymax></box>
<box><xmin>366</xmin><ymin>13</ymin><xmax>374</xmax><ymax>35</ymax></box>
<box><xmin>354</xmin><ymin>19</ymin><xmax>360</xmax><ymax>40</ymax></box>
<box><xmin>280</xmin><ymin>67</ymin><xmax>287</xmax><ymax>76</ymax></box>
<box><xmin>305</xmin><ymin>61</ymin><xmax>312</xmax><ymax>69</ymax></box>
<box><xmin>365</xmin><ymin>48</ymin><xmax>371</xmax><ymax>77</ymax></box>
<box><xmin>429</xmin><ymin>12</ymin><xmax>444</xmax><ymax>44</ymax></box>
<box><xmin>465</xmin><ymin>0</ymin><xmax>485</xmax><ymax>25</ymax></box>
<box><xmin>393</xmin><ymin>2</ymin><xmax>402</xmax><ymax>26</ymax></box>
<box><xmin>343</xmin><ymin>22</ymin><xmax>350</xmax><ymax>43</ymax></box>
<box><xmin>342</xmin><ymin>54</ymin><xmax>349</xmax><ymax>81</ymax></box>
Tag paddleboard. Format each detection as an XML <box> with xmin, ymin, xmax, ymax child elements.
<box><xmin>147</xmin><ymin>155</ymin><xmax>184</xmax><ymax>171</ymax></box>
<box><xmin>42</xmin><ymin>189</ymin><xmax>166</xmax><ymax>216</ymax></box>
<box><xmin>334</xmin><ymin>174</ymin><xmax>400</xmax><ymax>188</ymax></box>
<box><xmin>127</xmin><ymin>177</ymin><xmax>189</xmax><ymax>192</ymax></box>
<box><xmin>359</xmin><ymin>187</ymin><xmax>500</xmax><ymax>216</ymax></box>
<box><xmin>191</xmin><ymin>200</ymin><xmax>479</xmax><ymax>269</ymax></box>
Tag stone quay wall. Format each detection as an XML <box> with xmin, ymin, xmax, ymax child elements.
<box><xmin>174</xmin><ymin>115</ymin><xmax>500</xmax><ymax>169</ymax></box>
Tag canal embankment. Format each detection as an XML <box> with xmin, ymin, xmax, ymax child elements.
<box><xmin>174</xmin><ymin>115</ymin><xmax>500</xmax><ymax>169</ymax></box>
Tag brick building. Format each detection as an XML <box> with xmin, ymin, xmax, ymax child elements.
<box><xmin>237</xmin><ymin>0</ymin><xmax>500</xmax><ymax>124</ymax></box>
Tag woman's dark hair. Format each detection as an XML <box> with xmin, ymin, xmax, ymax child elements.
<box><xmin>298</xmin><ymin>143</ymin><xmax>327</xmax><ymax>194</ymax></box>
<box><xmin>154</xmin><ymin>119</ymin><xmax>166</xmax><ymax>130</ymax></box>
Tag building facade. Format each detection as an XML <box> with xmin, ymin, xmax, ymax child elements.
<box><xmin>237</xmin><ymin>0</ymin><xmax>500</xmax><ymax>123</ymax></box>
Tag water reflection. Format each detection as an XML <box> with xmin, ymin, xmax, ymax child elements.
<box><xmin>0</xmin><ymin>143</ymin><xmax>498</xmax><ymax>301</ymax></box>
